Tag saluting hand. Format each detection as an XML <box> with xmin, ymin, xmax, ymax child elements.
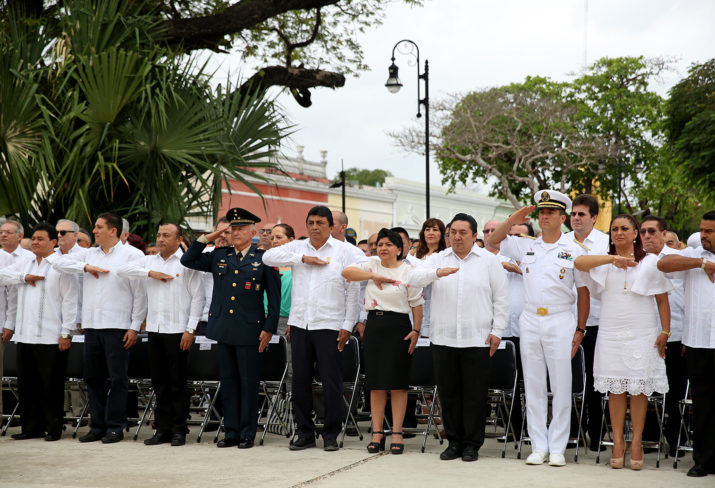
<box><xmin>24</xmin><ymin>274</ymin><xmax>45</xmax><ymax>286</ymax></box>
<box><xmin>436</xmin><ymin>267</ymin><xmax>459</xmax><ymax>278</ymax></box>
<box><xmin>258</xmin><ymin>331</ymin><xmax>272</xmax><ymax>352</ymax></box>
<box><xmin>501</xmin><ymin>262</ymin><xmax>522</xmax><ymax>275</ymax></box>
<box><xmin>508</xmin><ymin>205</ymin><xmax>536</xmax><ymax>225</ymax></box>
<box><xmin>612</xmin><ymin>256</ymin><xmax>637</xmax><ymax>269</ymax></box>
<box><xmin>148</xmin><ymin>270</ymin><xmax>174</xmax><ymax>282</ymax></box>
<box><xmin>301</xmin><ymin>255</ymin><xmax>328</xmax><ymax>266</ymax></box>
<box><xmin>84</xmin><ymin>264</ymin><xmax>109</xmax><ymax>279</ymax></box>
<box><xmin>370</xmin><ymin>274</ymin><xmax>396</xmax><ymax>290</ymax></box>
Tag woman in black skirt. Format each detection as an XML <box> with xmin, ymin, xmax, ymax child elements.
<box><xmin>342</xmin><ymin>228</ymin><xmax>424</xmax><ymax>454</ymax></box>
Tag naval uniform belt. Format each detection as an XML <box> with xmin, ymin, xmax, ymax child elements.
<box><xmin>525</xmin><ymin>304</ymin><xmax>573</xmax><ymax>316</ymax></box>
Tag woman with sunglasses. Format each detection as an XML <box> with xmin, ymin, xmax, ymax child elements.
<box><xmin>410</xmin><ymin>218</ymin><xmax>446</xmax><ymax>338</ymax></box>
<box><xmin>574</xmin><ymin>214</ymin><xmax>672</xmax><ymax>470</ymax></box>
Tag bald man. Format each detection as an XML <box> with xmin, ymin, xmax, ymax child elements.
<box><xmin>331</xmin><ymin>211</ymin><xmax>348</xmax><ymax>242</ymax></box>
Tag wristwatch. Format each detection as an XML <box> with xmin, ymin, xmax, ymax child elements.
<box><xmin>61</xmin><ymin>333</ymin><xmax>71</xmax><ymax>340</ymax></box>
<box><xmin>702</xmin><ymin>258</ymin><xmax>708</xmax><ymax>269</ymax></box>
<box><xmin>186</xmin><ymin>327</ymin><xmax>196</xmax><ymax>335</ymax></box>
<box><xmin>575</xmin><ymin>327</ymin><xmax>587</xmax><ymax>335</ymax></box>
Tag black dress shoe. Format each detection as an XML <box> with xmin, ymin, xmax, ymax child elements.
<box><xmin>462</xmin><ymin>445</ymin><xmax>479</xmax><ymax>462</ymax></box>
<box><xmin>217</xmin><ymin>437</ymin><xmax>238</xmax><ymax>448</ymax></box>
<box><xmin>687</xmin><ymin>464</ymin><xmax>709</xmax><ymax>477</ymax></box>
<box><xmin>78</xmin><ymin>431</ymin><xmax>104</xmax><ymax>443</ymax></box>
<box><xmin>144</xmin><ymin>432</ymin><xmax>172</xmax><ymax>446</ymax></box>
<box><xmin>101</xmin><ymin>431</ymin><xmax>124</xmax><ymax>444</ymax></box>
<box><xmin>171</xmin><ymin>433</ymin><xmax>186</xmax><ymax>447</ymax></box>
<box><xmin>289</xmin><ymin>436</ymin><xmax>316</xmax><ymax>451</ymax></box>
<box><xmin>237</xmin><ymin>439</ymin><xmax>254</xmax><ymax>449</ymax></box>
<box><xmin>323</xmin><ymin>438</ymin><xmax>339</xmax><ymax>452</ymax></box>
<box><xmin>589</xmin><ymin>441</ymin><xmax>606</xmax><ymax>452</ymax></box>
<box><xmin>11</xmin><ymin>432</ymin><xmax>44</xmax><ymax>440</ymax></box>
<box><xmin>440</xmin><ymin>443</ymin><xmax>462</xmax><ymax>460</ymax></box>
<box><xmin>45</xmin><ymin>433</ymin><xmax>61</xmax><ymax>442</ymax></box>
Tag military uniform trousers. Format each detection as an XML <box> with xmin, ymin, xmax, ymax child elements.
<box><xmin>520</xmin><ymin>309</ymin><xmax>574</xmax><ymax>454</ymax></box>
<box><xmin>148</xmin><ymin>332</ymin><xmax>190</xmax><ymax>436</ymax></box>
<box><xmin>217</xmin><ymin>343</ymin><xmax>262</xmax><ymax>441</ymax></box>
<box><xmin>17</xmin><ymin>343</ymin><xmax>68</xmax><ymax>437</ymax></box>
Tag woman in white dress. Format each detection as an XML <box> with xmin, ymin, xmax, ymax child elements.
<box><xmin>574</xmin><ymin>214</ymin><xmax>672</xmax><ymax>470</ymax></box>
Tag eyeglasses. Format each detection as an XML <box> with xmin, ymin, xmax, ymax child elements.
<box><xmin>258</xmin><ymin>229</ymin><xmax>270</xmax><ymax>235</ymax></box>
<box><xmin>639</xmin><ymin>228</ymin><xmax>659</xmax><ymax>236</ymax></box>
<box><xmin>57</xmin><ymin>230</ymin><xmax>75</xmax><ymax>236</ymax></box>
<box><xmin>483</xmin><ymin>229</ymin><xmax>496</xmax><ymax>234</ymax></box>
<box><xmin>571</xmin><ymin>212</ymin><xmax>590</xmax><ymax>217</ymax></box>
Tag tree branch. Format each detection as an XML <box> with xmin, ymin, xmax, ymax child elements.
<box><xmin>237</xmin><ymin>65</ymin><xmax>345</xmax><ymax>107</ymax></box>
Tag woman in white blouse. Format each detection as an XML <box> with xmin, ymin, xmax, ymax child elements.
<box><xmin>342</xmin><ymin>228</ymin><xmax>424</xmax><ymax>454</ymax></box>
<box><xmin>575</xmin><ymin>214</ymin><xmax>672</xmax><ymax>470</ymax></box>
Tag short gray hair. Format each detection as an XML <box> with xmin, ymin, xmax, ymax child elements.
<box><xmin>2</xmin><ymin>219</ymin><xmax>23</xmax><ymax>235</ymax></box>
<box><xmin>56</xmin><ymin>219</ymin><xmax>79</xmax><ymax>232</ymax></box>
<box><xmin>122</xmin><ymin>218</ymin><xmax>130</xmax><ymax>234</ymax></box>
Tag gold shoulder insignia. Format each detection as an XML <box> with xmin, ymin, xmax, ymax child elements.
<box><xmin>520</xmin><ymin>234</ymin><xmax>537</xmax><ymax>240</ymax></box>
<box><xmin>573</xmin><ymin>239</ymin><xmax>590</xmax><ymax>251</ymax></box>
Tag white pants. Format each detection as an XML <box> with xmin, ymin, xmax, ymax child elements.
<box><xmin>520</xmin><ymin>310</ymin><xmax>574</xmax><ymax>454</ymax></box>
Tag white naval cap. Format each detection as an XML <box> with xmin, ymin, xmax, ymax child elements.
<box><xmin>533</xmin><ymin>189</ymin><xmax>572</xmax><ymax>213</ymax></box>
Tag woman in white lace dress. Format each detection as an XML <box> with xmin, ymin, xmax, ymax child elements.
<box><xmin>575</xmin><ymin>214</ymin><xmax>672</xmax><ymax>470</ymax></box>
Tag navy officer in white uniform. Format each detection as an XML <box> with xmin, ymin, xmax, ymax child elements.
<box><xmin>488</xmin><ymin>190</ymin><xmax>589</xmax><ymax>467</ymax></box>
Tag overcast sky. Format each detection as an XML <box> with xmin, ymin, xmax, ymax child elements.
<box><xmin>212</xmin><ymin>0</ymin><xmax>715</xmax><ymax>185</ymax></box>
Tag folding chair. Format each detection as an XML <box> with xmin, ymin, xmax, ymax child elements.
<box><xmin>186</xmin><ymin>336</ymin><xmax>221</xmax><ymax>443</ymax></box>
<box><xmin>596</xmin><ymin>390</ymin><xmax>667</xmax><ymax>467</ymax></box>
<box><xmin>518</xmin><ymin>345</ymin><xmax>586</xmax><ymax>462</ymax></box>
<box><xmin>311</xmin><ymin>335</ymin><xmax>363</xmax><ymax>448</ymax></box>
<box><xmin>487</xmin><ymin>340</ymin><xmax>519</xmax><ymax>458</ymax></box>
<box><xmin>128</xmin><ymin>334</ymin><xmax>155</xmax><ymax>440</ymax></box>
<box><xmin>259</xmin><ymin>335</ymin><xmax>292</xmax><ymax>445</ymax></box>
<box><xmin>1</xmin><ymin>341</ymin><xmax>19</xmax><ymax>436</ymax></box>
<box><xmin>65</xmin><ymin>337</ymin><xmax>89</xmax><ymax>438</ymax></box>
<box><xmin>406</xmin><ymin>339</ymin><xmax>443</xmax><ymax>453</ymax></box>
<box><xmin>672</xmin><ymin>380</ymin><xmax>693</xmax><ymax>469</ymax></box>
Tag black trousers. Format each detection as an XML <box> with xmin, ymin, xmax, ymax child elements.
<box><xmin>644</xmin><ymin>341</ymin><xmax>688</xmax><ymax>444</ymax></box>
<box><xmin>580</xmin><ymin>325</ymin><xmax>605</xmax><ymax>443</ymax></box>
<box><xmin>685</xmin><ymin>346</ymin><xmax>715</xmax><ymax>469</ymax></box>
<box><xmin>501</xmin><ymin>337</ymin><xmax>523</xmax><ymax>438</ymax></box>
<box><xmin>433</xmin><ymin>344</ymin><xmax>491</xmax><ymax>449</ymax></box>
<box><xmin>17</xmin><ymin>343</ymin><xmax>68</xmax><ymax>436</ymax></box>
<box><xmin>291</xmin><ymin>327</ymin><xmax>343</xmax><ymax>441</ymax></box>
<box><xmin>84</xmin><ymin>329</ymin><xmax>129</xmax><ymax>434</ymax></box>
<box><xmin>216</xmin><ymin>343</ymin><xmax>261</xmax><ymax>440</ymax></box>
<box><xmin>148</xmin><ymin>333</ymin><xmax>189</xmax><ymax>435</ymax></box>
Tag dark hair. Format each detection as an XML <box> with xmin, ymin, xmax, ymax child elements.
<box><xmin>449</xmin><ymin>213</ymin><xmax>478</xmax><ymax>234</ymax></box>
<box><xmin>96</xmin><ymin>212</ymin><xmax>122</xmax><ymax>236</ymax></box>
<box><xmin>215</xmin><ymin>216</ymin><xmax>229</xmax><ymax>226</ymax></box>
<box><xmin>127</xmin><ymin>233</ymin><xmax>147</xmax><ymax>254</ymax></box>
<box><xmin>641</xmin><ymin>215</ymin><xmax>667</xmax><ymax>232</ymax></box>
<box><xmin>511</xmin><ymin>222</ymin><xmax>535</xmax><ymax>237</ymax></box>
<box><xmin>608</xmin><ymin>214</ymin><xmax>646</xmax><ymax>262</ymax></box>
<box><xmin>357</xmin><ymin>239</ymin><xmax>367</xmax><ymax>246</ymax></box>
<box><xmin>377</xmin><ymin>228</ymin><xmax>404</xmax><ymax>260</ymax></box>
<box><xmin>390</xmin><ymin>226</ymin><xmax>409</xmax><ymax>240</ymax></box>
<box><xmin>414</xmin><ymin>218</ymin><xmax>447</xmax><ymax>259</ymax></box>
<box><xmin>32</xmin><ymin>222</ymin><xmax>58</xmax><ymax>241</ymax></box>
<box><xmin>572</xmin><ymin>194</ymin><xmax>599</xmax><ymax>216</ymax></box>
<box><xmin>703</xmin><ymin>210</ymin><xmax>715</xmax><ymax>221</ymax></box>
<box><xmin>475</xmin><ymin>238</ymin><xmax>485</xmax><ymax>247</ymax></box>
<box><xmin>272</xmin><ymin>223</ymin><xmax>295</xmax><ymax>239</ymax></box>
<box><xmin>306</xmin><ymin>205</ymin><xmax>333</xmax><ymax>226</ymax></box>
<box><xmin>159</xmin><ymin>222</ymin><xmax>183</xmax><ymax>239</ymax></box>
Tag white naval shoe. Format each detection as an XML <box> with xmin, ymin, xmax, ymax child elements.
<box><xmin>548</xmin><ymin>453</ymin><xmax>566</xmax><ymax>466</ymax></box>
<box><xmin>525</xmin><ymin>451</ymin><xmax>548</xmax><ymax>465</ymax></box>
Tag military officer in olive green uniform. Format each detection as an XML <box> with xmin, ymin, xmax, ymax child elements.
<box><xmin>181</xmin><ymin>208</ymin><xmax>280</xmax><ymax>448</ymax></box>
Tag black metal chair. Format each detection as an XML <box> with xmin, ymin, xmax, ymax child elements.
<box><xmin>487</xmin><ymin>340</ymin><xmax>519</xmax><ymax>458</ymax></box>
<box><xmin>259</xmin><ymin>335</ymin><xmax>291</xmax><ymax>444</ymax></box>
<box><xmin>186</xmin><ymin>337</ymin><xmax>221</xmax><ymax>443</ymax></box>
<box><xmin>406</xmin><ymin>341</ymin><xmax>443</xmax><ymax>453</ymax></box>
<box><xmin>673</xmin><ymin>380</ymin><xmax>693</xmax><ymax>469</ymax></box>
<box><xmin>518</xmin><ymin>345</ymin><xmax>587</xmax><ymax>462</ymax></box>
<box><xmin>1</xmin><ymin>341</ymin><xmax>19</xmax><ymax>436</ymax></box>
<box><xmin>65</xmin><ymin>338</ymin><xmax>89</xmax><ymax>438</ymax></box>
<box><xmin>127</xmin><ymin>334</ymin><xmax>155</xmax><ymax>440</ymax></box>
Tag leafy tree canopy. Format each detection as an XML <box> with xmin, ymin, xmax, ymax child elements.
<box><xmin>342</xmin><ymin>167</ymin><xmax>393</xmax><ymax>186</ymax></box>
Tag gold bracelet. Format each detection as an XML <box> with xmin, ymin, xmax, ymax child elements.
<box><xmin>660</xmin><ymin>330</ymin><xmax>671</xmax><ymax>337</ymax></box>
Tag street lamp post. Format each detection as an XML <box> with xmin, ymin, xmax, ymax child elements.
<box><xmin>385</xmin><ymin>39</ymin><xmax>430</xmax><ymax>219</ymax></box>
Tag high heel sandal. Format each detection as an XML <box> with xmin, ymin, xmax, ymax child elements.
<box><xmin>390</xmin><ymin>431</ymin><xmax>405</xmax><ymax>455</ymax></box>
<box><xmin>610</xmin><ymin>443</ymin><xmax>626</xmax><ymax>469</ymax></box>
<box><xmin>367</xmin><ymin>431</ymin><xmax>385</xmax><ymax>453</ymax></box>
<box><xmin>630</xmin><ymin>443</ymin><xmax>643</xmax><ymax>471</ymax></box>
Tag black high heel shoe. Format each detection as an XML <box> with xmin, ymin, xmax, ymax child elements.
<box><xmin>390</xmin><ymin>431</ymin><xmax>405</xmax><ymax>455</ymax></box>
<box><xmin>367</xmin><ymin>431</ymin><xmax>385</xmax><ymax>453</ymax></box>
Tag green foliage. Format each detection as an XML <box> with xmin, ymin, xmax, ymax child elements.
<box><xmin>343</xmin><ymin>167</ymin><xmax>392</xmax><ymax>186</ymax></box>
<box><xmin>664</xmin><ymin>58</ymin><xmax>715</xmax><ymax>194</ymax></box>
<box><xmin>0</xmin><ymin>0</ymin><xmax>289</xmax><ymax>239</ymax></box>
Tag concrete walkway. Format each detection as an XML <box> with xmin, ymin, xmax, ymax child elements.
<box><xmin>0</xmin><ymin>423</ymin><xmax>707</xmax><ymax>488</ymax></box>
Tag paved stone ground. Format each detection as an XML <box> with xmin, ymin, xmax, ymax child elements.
<box><xmin>0</xmin><ymin>421</ymin><xmax>708</xmax><ymax>488</ymax></box>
